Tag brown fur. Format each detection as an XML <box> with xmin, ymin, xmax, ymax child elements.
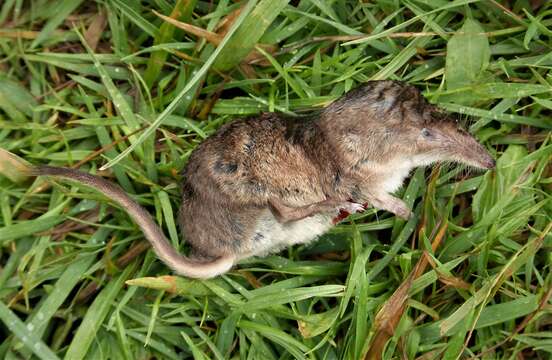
<box><xmin>31</xmin><ymin>80</ymin><xmax>495</xmax><ymax>278</ymax></box>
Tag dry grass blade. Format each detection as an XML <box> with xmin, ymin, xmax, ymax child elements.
<box><xmin>83</xmin><ymin>10</ymin><xmax>107</xmax><ymax>51</ymax></box>
<box><xmin>212</xmin><ymin>0</ymin><xmax>289</xmax><ymax>71</ymax></box>
<box><xmin>462</xmin><ymin>221</ymin><xmax>552</xmax><ymax>358</ymax></box>
<box><xmin>364</xmin><ymin>222</ymin><xmax>449</xmax><ymax>359</ymax></box>
<box><xmin>153</xmin><ymin>9</ymin><xmax>277</xmax><ymax>66</ymax></box>
<box><xmin>99</xmin><ymin>0</ymin><xmax>258</xmax><ymax>170</ymax></box>
<box><xmin>0</xmin><ymin>29</ymin><xmax>68</xmax><ymax>39</ymax></box>
<box><xmin>70</xmin><ymin>124</ymin><xmax>148</xmax><ymax>169</ymax></box>
<box><xmin>364</xmin><ymin>272</ymin><xmax>415</xmax><ymax>360</ymax></box>
<box><xmin>0</xmin><ymin>148</ymin><xmax>32</xmax><ymax>183</ymax></box>
<box><xmin>153</xmin><ymin>10</ymin><xmax>222</xmax><ymax>45</ymax></box>
<box><xmin>469</xmin><ymin>282</ymin><xmax>552</xmax><ymax>359</ymax></box>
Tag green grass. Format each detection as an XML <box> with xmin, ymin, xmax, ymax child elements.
<box><xmin>1</xmin><ymin>0</ymin><xmax>551</xmax><ymax>359</ymax></box>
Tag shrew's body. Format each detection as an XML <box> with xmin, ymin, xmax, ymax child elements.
<box><xmin>31</xmin><ymin>81</ymin><xmax>495</xmax><ymax>278</ymax></box>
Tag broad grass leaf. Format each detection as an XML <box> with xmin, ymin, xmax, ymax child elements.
<box><xmin>213</xmin><ymin>0</ymin><xmax>290</xmax><ymax>71</ymax></box>
<box><xmin>239</xmin><ymin>320</ymin><xmax>311</xmax><ymax>358</ymax></box>
<box><xmin>418</xmin><ymin>294</ymin><xmax>542</xmax><ymax>344</ymax></box>
<box><xmin>65</xmin><ymin>264</ymin><xmax>137</xmax><ymax>360</ymax></box>
<box><xmin>472</xmin><ymin>145</ymin><xmax>530</xmax><ymax>222</ymax></box>
<box><xmin>216</xmin><ymin>313</ymin><xmax>241</xmax><ymax>356</ymax></box>
<box><xmin>442</xmin><ymin>307</ymin><xmax>473</xmax><ymax>360</ymax></box>
<box><xmin>100</xmin><ymin>0</ymin><xmax>258</xmax><ymax>170</ymax></box>
<box><xmin>30</xmin><ymin>0</ymin><xmax>84</xmax><ymax>49</ymax></box>
<box><xmin>0</xmin><ymin>302</ymin><xmax>60</xmax><ymax>360</ymax></box>
<box><xmin>439</xmin><ymin>82</ymin><xmax>551</xmax><ymax>101</ymax></box>
<box><xmin>0</xmin><ymin>75</ymin><xmax>38</xmax><ymax>120</ymax></box>
<box><xmin>143</xmin><ymin>0</ymin><xmax>196</xmax><ymax>87</ymax></box>
<box><xmin>440</xmin><ymin>230</ymin><xmax>548</xmax><ymax>337</ymax></box>
<box><xmin>474</xmin><ymin>295</ymin><xmax>538</xmax><ymax>329</ymax></box>
<box><xmin>297</xmin><ymin>306</ymin><xmax>339</xmax><ymax>338</ymax></box>
<box><xmin>445</xmin><ymin>18</ymin><xmax>490</xmax><ymax>91</ymax></box>
<box><xmin>125</xmin><ymin>276</ymin><xmax>214</xmax><ymax>296</ymax></box>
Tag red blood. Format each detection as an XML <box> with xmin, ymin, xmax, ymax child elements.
<box><xmin>332</xmin><ymin>209</ymin><xmax>351</xmax><ymax>224</ymax></box>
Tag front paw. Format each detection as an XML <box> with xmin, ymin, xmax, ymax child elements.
<box><xmin>375</xmin><ymin>196</ymin><xmax>412</xmax><ymax>220</ymax></box>
<box><xmin>394</xmin><ymin>206</ymin><xmax>414</xmax><ymax>220</ymax></box>
<box><xmin>393</xmin><ymin>201</ymin><xmax>412</xmax><ymax>220</ymax></box>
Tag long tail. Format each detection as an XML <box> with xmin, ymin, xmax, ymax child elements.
<box><xmin>29</xmin><ymin>165</ymin><xmax>234</xmax><ymax>279</ymax></box>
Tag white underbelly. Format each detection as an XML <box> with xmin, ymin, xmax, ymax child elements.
<box><xmin>380</xmin><ymin>166</ymin><xmax>411</xmax><ymax>194</ymax></box>
<box><xmin>245</xmin><ymin>210</ymin><xmax>334</xmax><ymax>258</ymax></box>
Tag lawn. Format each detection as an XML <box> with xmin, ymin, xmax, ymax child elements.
<box><xmin>0</xmin><ymin>0</ymin><xmax>551</xmax><ymax>359</ymax></box>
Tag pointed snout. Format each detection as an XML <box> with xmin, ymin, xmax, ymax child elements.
<box><xmin>480</xmin><ymin>155</ymin><xmax>495</xmax><ymax>169</ymax></box>
<box><xmin>458</xmin><ymin>136</ymin><xmax>495</xmax><ymax>170</ymax></box>
<box><xmin>441</xmin><ymin>126</ymin><xmax>495</xmax><ymax>170</ymax></box>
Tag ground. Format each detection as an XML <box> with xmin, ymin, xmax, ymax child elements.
<box><xmin>0</xmin><ymin>0</ymin><xmax>551</xmax><ymax>359</ymax></box>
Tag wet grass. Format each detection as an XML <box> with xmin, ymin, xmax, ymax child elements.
<box><xmin>0</xmin><ymin>0</ymin><xmax>551</xmax><ymax>359</ymax></box>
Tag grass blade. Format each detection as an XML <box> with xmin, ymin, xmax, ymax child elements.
<box><xmin>100</xmin><ymin>0</ymin><xmax>258</xmax><ymax>170</ymax></box>
<box><xmin>0</xmin><ymin>302</ymin><xmax>60</xmax><ymax>360</ymax></box>
<box><xmin>64</xmin><ymin>264</ymin><xmax>137</xmax><ymax>360</ymax></box>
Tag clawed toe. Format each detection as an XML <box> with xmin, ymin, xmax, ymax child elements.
<box><xmin>398</xmin><ymin>209</ymin><xmax>413</xmax><ymax>220</ymax></box>
<box><xmin>340</xmin><ymin>202</ymin><xmax>365</xmax><ymax>214</ymax></box>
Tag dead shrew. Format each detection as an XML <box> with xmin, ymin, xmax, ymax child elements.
<box><xmin>28</xmin><ymin>81</ymin><xmax>495</xmax><ymax>278</ymax></box>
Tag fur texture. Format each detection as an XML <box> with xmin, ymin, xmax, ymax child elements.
<box><xmin>32</xmin><ymin>81</ymin><xmax>495</xmax><ymax>278</ymax></box>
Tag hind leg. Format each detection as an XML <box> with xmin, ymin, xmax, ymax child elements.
<box><xmin>269</xmin><ymin>198</ymin><xmax>365</xmax><ymax>223</ymax></box>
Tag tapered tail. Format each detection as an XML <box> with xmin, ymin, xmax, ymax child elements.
<box><xmin>30</xmin><ymin>165</ymin><xmax>234</xmax><ymax>279</ymax></box>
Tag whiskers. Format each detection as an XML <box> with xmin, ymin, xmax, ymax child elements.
<box><xmin>428</xmin><ymin>161</ymin><xmax>479</xmax><ymax>186</ymax></box>
<box><xmin>456</xmin><ymin>163</ymin><xmax>476</xmax><ymax>180</ymax></box>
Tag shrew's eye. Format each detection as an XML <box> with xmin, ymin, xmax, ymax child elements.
<box><xmin>421</xmin><ymin>128</ymin><xmax>432</xmax><ymax>138</ymax></box>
